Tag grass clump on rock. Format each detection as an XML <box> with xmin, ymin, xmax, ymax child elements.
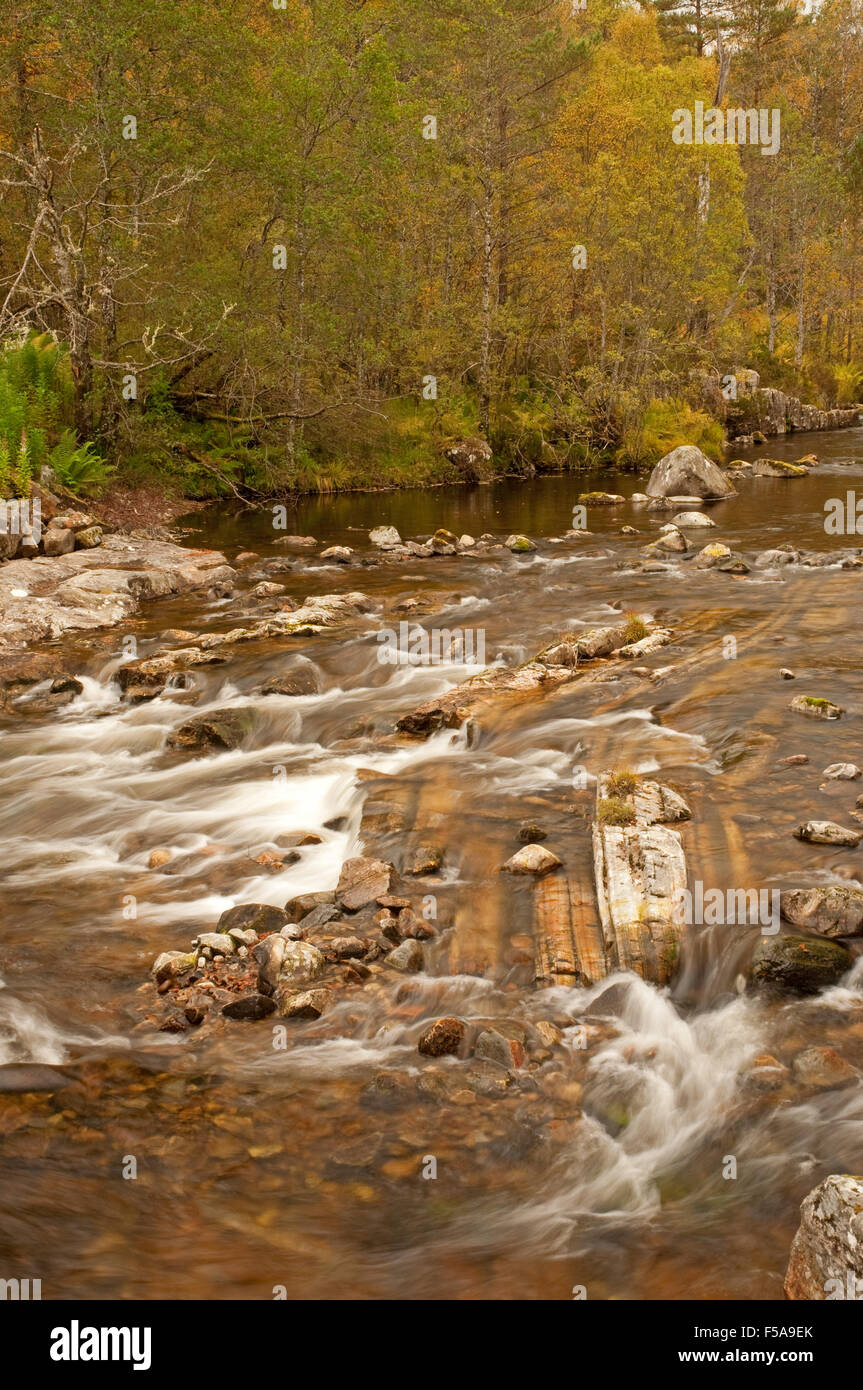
<box><xmin>606</xmin><ymin>769</ymin><xmax>640</xmax><ymax>797</ymax></box>
<box><xmin>599</xmin><ymin>796</ymin><xmax>637</xmax><ymax>827</ymax></box>
<box><xmin>621</xmin><ymin>612</ymin><xmax>649</xmax><ymax>645</ymax></box>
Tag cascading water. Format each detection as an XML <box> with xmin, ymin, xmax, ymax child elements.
<box><xmin>1</xmin><ymin>430</ymin><xmax>862</xmax><ymax>1299</ymax></box>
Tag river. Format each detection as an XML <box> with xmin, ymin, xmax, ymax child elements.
<box><xmin>1</xmin><ymin>428</ymin><xmax>862</xmax><ymax>1300</ymax></box>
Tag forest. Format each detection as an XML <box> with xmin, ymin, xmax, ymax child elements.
<box><xmin>1</xmin><ymin>0</ymin><xmax>862</xmax><ymax>499</ymax></box>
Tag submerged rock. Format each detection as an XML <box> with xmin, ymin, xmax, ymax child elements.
<box><xmin>403</xmin><ymin>845</ymin><xmax>444</xmax><ymax>875</ymax></box>
<box><xmin>167</xmin><ymin>706</ymin><xmax>259</xmax><ymax>753</ymax></box>
<box><xmin>785</xmin><ymin>1176</ymin><xmax>863</xmax><ymax>1300</ymax></box>
<box><xmin>260</xmin><ymin>665</ymin><xmax>320</xmax><ymax>697</ymax></box>
<box><xmin>752</xmin><ymin>458</ymin><xmax>808</xmax><ymax>478</ymax></box>
<box><xmin>790</xmin><ymin>695</ymin><xmax>844</xmax><ymax>720</ymax></box>
<box><xmin>748</xmin><ymin>932</ymin><xmax>853</xmax><ymax>994</ymax></box>
<box><xmin>221</xmin><ymin>993</ymin><xmax>276</xmax><ymax>1021</ymax></box>
<box><xmin>791</xmin><ymin>1046</ymin><xmax>858</xmax><ymax>1089</ymax></box>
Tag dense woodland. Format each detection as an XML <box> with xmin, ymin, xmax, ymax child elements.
<box><xmin>1</xmin><ymin>0</ymin><xmax>862</xmax><ymax>498</ymax></box>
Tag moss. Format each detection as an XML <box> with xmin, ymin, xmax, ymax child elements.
<box><xmin>606</xmin><ymin>769</ymin><xmax>640</xmax><ymax>797</ymax></box>
<box><xmin>599</xmin><ymin>796</ymin><xmax>637</xmax><ymax>827</ymax></box>
<box><xmin>802</xmin><ymin>696</ymin><xmax>830</xmax><ymax>707</ymax></box>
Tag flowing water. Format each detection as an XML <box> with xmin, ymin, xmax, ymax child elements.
<box><xmin>2</xmin><ymin>429</ymin><xmax>863</xmax><ymax>1300</ymax></box>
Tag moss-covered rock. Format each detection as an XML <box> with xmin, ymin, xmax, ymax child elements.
<box><xmin>749</xmin><ymin>932</ymin><xmax>853</xmax><ymax>995</ymax></box>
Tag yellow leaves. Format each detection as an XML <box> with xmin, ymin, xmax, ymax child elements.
<box><xmin>610</xmin><ymin>9</ymin><xmax>664</xmax><ymax>69</ymax></box>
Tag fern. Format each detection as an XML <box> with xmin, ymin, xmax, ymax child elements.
<box><xmin>49</xmin><ymin>430</ymin><xmax>114</xmax><ymax>495</ymax></box>
<box><xmin>13</xmin><ymin>431</ymin><xmax>31</xmax><ymax>496</ymax></box>
<box><xmin>0</xmin><ymin>441</ymin><xmax>11</xmax><ymax>496</ymax></box>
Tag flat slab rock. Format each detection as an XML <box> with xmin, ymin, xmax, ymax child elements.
<box><xmin>0</xmin><ymin>535</ymin><xmax>235</xmax><ymax>650</ymax></box>
<box><xmin>395</xmin><ymin>619</ymin><xmax>645</xmax><ymax>735</ymax></box>
<box><xmin>592</xmin><ymin>776</ymin><xmax>690</xmax><ymax>985</ymax></box>
<box><xmin>785</xmin><ymin>1175</ymin><xmax>863</xmax><ymax>1300</ymax></box>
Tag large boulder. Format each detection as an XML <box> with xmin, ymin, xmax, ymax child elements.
<box><xmin>785</xmin><ymin>1176</ymin><xmax>863</xmax><ymax>1300</ymax></box>
<box><xmin>781</xmin><ymin>886</ymin><xmax>863</xmax><ymax>938</ymax></box>
<box><xmin>748</xmin><ymin>932</ymin><xmax>853</xmax><ymax>995</ymax></box>
<box><xmin>645</xmin><ymin>445</ymin><xmax>736</xmax><ymax>500</ymax></box>
<box><xmin>444</xmin><ymin>436</ymin><xmax>494</xmax><ymax>482</ymax></box>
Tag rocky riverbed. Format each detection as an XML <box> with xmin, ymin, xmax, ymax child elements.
<box><xmin>2</xmin><ymin>431</ymin><xmax>863</xmax><ymax>1300</ymax></box>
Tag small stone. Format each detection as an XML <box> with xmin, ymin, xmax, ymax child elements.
<box><xmin>369</xmin><ymin>526</ymin><xmax>401</xmax><ymax>549</ymax></box>
<box><xmin>278</xmin><ymin>988</ymin><xmax>332</xmax><ymax>1019</ymax></box>
<box><xmin>473</xmin><ymin>1029</ymin><xmax>525</xmax><ymax>1069</ymax></box>
<box><xmin>284</xmin><ymin>891</ymin><xmax>335</xmax><ymax>922</ymax></box>
<box><xmin>274</xmin><ymin>535</ymin><xmax>317</xmax><ymax>551</ymax></box>
<box><xmin>504</xmin><ymin>534</ymin><xmax>537</xmax><ymax>553</ymax></box>
<box><xmin>74</xmin><ymin>525</ymin><xmax>103</xmax><ymax>549</ymax></box>
<box><xmin>672</xmin><ymin>511</ymin><xmax>715</xmax><ymax>528</ymax></box>
<box><xmin>320</xmin><ymin>546</ymin><xmax>352</xmax><ymax>563</ymax></box>
<box><xmin>501</xmin><ymin>844</ymin><xmax>562</xmax><ymax>876</ymax></box>
<box><xmin>534</xmin><ymin>1020</ymin><xmax>564</xmax><ymax>1048</ymax></box>
<box><xmin>418</xmin><ymin>1017</ymin><xmax>467</xmax><ymax>1057</ymax></box>
<box><xmin>779</xmin><ymin>669</ymin><xmax>795</xmax><ymax>680</ymax></box>
<box><xmin>693</xmin><ymin>541</ymin><xmax>731</xmax><ymax>567</ymax></box>
<box><xmin>148</xmin><ymin>848</ymin><xmax>172</xmax><ymax>869</ymax></box>
<box><xmin>250</xmin><ymin>581</ymin><xmax>286</xmax><ymax>598</ymax></box>
<box><xmin>226</xmin><ymin>928</ymin><xmax>258</xmax><ymax>947</ymax></box>
<box><xmin>823</xmin><ymin>763</ymin><xmax>860</xmax><ymax>780</ymax></box>
<box><xmin>197</xmin><ymin>932</ymin><xmax>236</xmax><ymax>955</ymax></box>
<box><xmin>279</xmin><ymin>940</ymin><xmax>325</xmax><ymax>985</ymax></box>
<box><xmin>794</xmin><ymin>821</ymin><xmax>862</xmax><ymax>847</ymax></box>
<box><xmin>252</xmin><ymin>934</ymin><xmax>286</xmax><ymax>993</ymax></box>
<box><xmin>330</xmin><ymin>936</ymin><xmax>368</xmax><ymax>960</ymax></box>
<box><xmin>152</xmin><ymin>951</ymin><xmax>197</xmax><ymax>983</ymax></box>
<box><xmin>387</xmin><ymin>939</ymin><xmax>424</xmax><ymax>973</ymax></box>
<box><xmin>222</xmin><ymin>994</ymin><xmax>276</xmax><ymax>1021</ymax></box>
<box><xmin>43</xmin><ymin>526</ymin><xmax>76</xmax><ymax>556</ymax></box>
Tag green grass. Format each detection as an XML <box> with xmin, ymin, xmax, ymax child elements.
<box><xmin>598</xmin><ymin>796</ymin><xmax>637</xmax><ymax>827</ymax></box>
